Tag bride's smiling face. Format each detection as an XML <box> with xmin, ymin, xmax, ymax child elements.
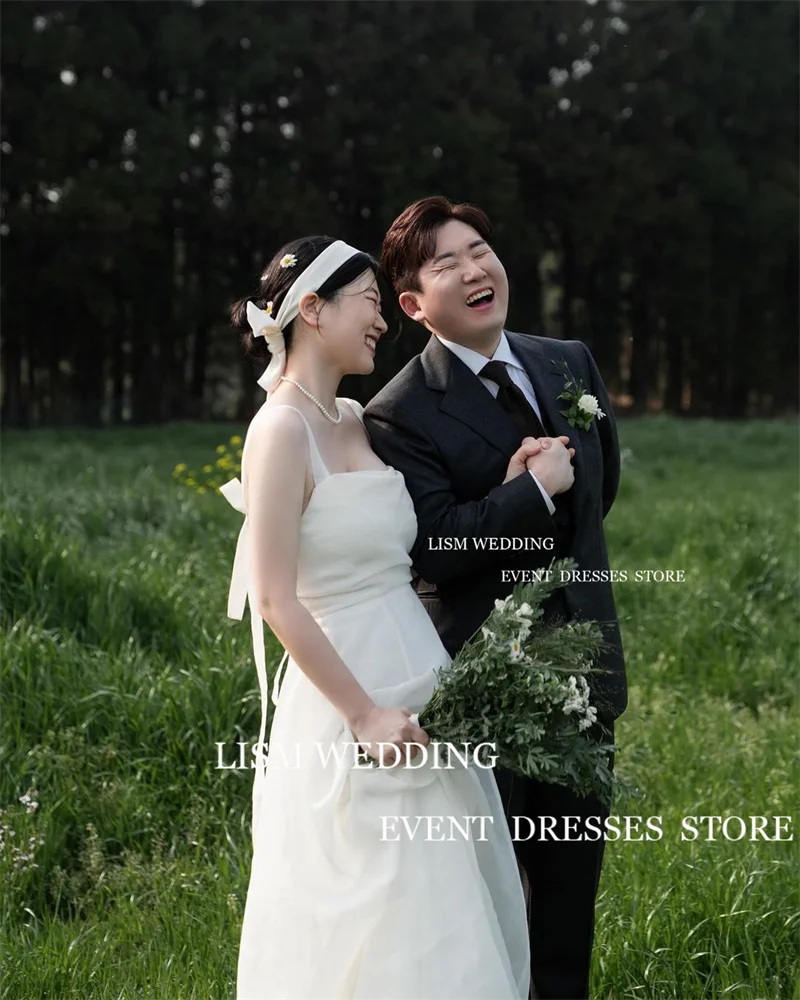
<box><xmin>398</xmin><ymin>219</ymin><xmax>509</xmax><ymax>345</ymax></box>
<box><xmin>299</xmin><ymin>270</ymin><xmax>387</xmax><ymax>374</ymax></box>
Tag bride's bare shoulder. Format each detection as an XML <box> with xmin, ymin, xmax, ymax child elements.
<box><xmin>241</xmin><ymin>405</ymin><xmax>312</xmax><ymax>502</ymax></box>
<box><xmin>245</xmin><ymin>403</ymin><xmax>309</xmax><ymax>452</ymax></box>
<box><xmin>251</xmin><ymin>402</ymin><xmax>307</xmax><ymax>430</ymax></box>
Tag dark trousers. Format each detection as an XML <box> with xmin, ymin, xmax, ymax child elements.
<box><xmin>493</xmin><ymin>717</ymin><xmax>615</xmax><ymax>1000</ymax></box>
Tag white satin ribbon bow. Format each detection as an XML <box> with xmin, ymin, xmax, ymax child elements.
<box><xmin>219</xmin><ymin>476</ymin><xmax>290</xmax><ymax>772</ymax></box>
<box><xmin>246</xmin><ymin>302</ymin><xmax>287</xmax><ymax>394</ymax></box>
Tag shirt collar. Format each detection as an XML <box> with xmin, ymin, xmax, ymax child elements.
<box><xmin>434</xmin><ymin>330</ymin><xmax>523</xmax><ymax>376</ymax></box>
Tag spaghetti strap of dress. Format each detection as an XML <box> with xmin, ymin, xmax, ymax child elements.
<box><xmin>339</xmin><ymin>397</ymin><xmax>365</xmax><ymax>423</ymax></box>
<box><xmin>260</xmin><ymin>403</ymin><xmax>330</xmax><ymax>485</ymax></box>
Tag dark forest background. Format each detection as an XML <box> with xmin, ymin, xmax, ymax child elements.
<box><xmin>1</xmin><ymin>0</ymin><xmax>798</xmax><ymax>428</ymax></box>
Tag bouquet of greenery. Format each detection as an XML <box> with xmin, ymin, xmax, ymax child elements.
<box><xmin>416</xmin><ymin>558</ymin><xmax>622</xmax><ymax>806</ymax></box>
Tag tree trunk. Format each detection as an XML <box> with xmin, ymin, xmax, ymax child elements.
<box><xmin>664</xmin><ymin>321</ymin><xmax>684</xmax><ymax>414</ymax></box>
<box><xmin>585</xmin><ymin>255</ymin><xmax>620</xmax><ymax>394</ymax></box>
<box><xmin>1</xmin><ymin>333</ymin><xmax>26</xmax><ymax>428</ymax></box>
<box><xmin>628</xmin><ymin>272</ymin><xmax>652</xmax><ymax>414</ymax></box>
<box><xmin>560</xmin><ymin>227</ymin><xmax>576</xmax><ymax>342</ymax></box>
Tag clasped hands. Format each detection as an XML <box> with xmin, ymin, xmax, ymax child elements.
<box><xmin>503</xmin><ymin>434</ymin><xmax>575</xmax><ymax>496</ymax></box>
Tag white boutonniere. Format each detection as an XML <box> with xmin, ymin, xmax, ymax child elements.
<box><xmin>552</xmin><ymin>359</ymin><xmax>605</xmax><ymax>431</ymax></box>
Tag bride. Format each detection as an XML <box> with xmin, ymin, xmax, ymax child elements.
<box><xmin>222</xmin><ymin>236</ymin><xmax>535</xmax><ymax>999</ymax></box>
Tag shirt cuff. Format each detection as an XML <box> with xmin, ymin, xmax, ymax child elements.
<box><xmin>528</xmin><ymin>469</ymin><xmax>556</xmax><ymax>515</ymax></box>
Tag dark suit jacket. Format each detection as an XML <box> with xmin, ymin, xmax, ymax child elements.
<box><xmin>363</xmin><ymin>330</ymin><xmax>627</xmax><ymax>719</ymax></box>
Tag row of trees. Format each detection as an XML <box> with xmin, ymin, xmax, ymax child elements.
<box><xmin>2</xmin><ymin>0</ymin><xmax>797</xmax><ymax>426</ymax></box>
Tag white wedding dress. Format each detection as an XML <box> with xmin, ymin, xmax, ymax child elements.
<box><xmin>222</xmin><ymin>397</ymin><xmax>530</xmax><ymax>1000</ymax></box>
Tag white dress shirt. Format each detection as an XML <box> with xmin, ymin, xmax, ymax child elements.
<box><xmin>434</xmin><ymin>331</ymin><xmax>557</xmax><ymax>514</ymax></box>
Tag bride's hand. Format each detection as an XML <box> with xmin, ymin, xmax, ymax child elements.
<box><xmin>350</xmin><ymin>706</ymin><xmax>430</xmax><ymax>765</ymax></box>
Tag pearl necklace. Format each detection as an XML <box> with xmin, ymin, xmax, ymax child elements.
<box><xmin>279</xmin><ymin>376</ymin><xmax>342</xmax><ymax>423</ymax></box>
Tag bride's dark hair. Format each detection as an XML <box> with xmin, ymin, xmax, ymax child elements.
<box><xmin>231</xmin><ymin>236</ymin><xmax>380</xmax><ymax>365</ymax></box>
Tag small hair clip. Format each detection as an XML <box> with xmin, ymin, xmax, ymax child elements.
<box><xmin>279</xmin><ymin>253</ymin><xmax>297</xmax><ymax>269</ymax></box>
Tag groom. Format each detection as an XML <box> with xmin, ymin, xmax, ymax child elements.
<box><xmin>363</xmin><ymin>196</ymin><xmax>627</xmax><ymax>1000</ymax></box>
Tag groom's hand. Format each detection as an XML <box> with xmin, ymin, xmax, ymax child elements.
<box><xmin>526</xmin><ymin>436</ymin><xmax>575</xmax><ymax>496</ymax></box>
<box><xmin>503</xmin><ymin>437</ymin><xmax>545</xmax><ymax>484</ymax></box>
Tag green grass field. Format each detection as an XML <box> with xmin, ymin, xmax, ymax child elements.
<box><xmin>1</xmin><ymin>416</ymin><xmax>798</xmax><ymax>1000</ymax></box>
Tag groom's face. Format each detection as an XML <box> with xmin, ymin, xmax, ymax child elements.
<box><xmin>398</xmin><ymin>219</ymin><xmax>508</xmax><ymax>344</ymax></box>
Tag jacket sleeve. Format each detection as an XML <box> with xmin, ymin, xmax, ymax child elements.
<box><xmin>581</xmin><ymin>341</ymin><xmax>620</xmax><ymax>519</ymax></box>
<box><xmin>363</xmin><ymin>400</ymin><xmax>558</xmax><ymax>585</ymax></box>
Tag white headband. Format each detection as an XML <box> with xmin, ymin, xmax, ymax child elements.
<box><xmin>245</xmin><ymin>240</ymin><xmax>364</xmax><ymax>392</ymax></box>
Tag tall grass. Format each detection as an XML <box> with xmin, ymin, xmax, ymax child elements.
<box><xmin>1</xmin><ymin>416</ymin><xmax>797</xmax><ymax>999</ymax></box>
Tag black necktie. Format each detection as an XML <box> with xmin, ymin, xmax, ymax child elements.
<box><xmin>480</xmin><ymin>360</ymin><xmax>547</xmax><ymax>440</ymax></box>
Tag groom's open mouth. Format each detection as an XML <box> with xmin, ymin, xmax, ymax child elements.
<box><xmin>465</xmin><ymin>287</ymin><xmax>495</xmax><ymax>310</ymax></box>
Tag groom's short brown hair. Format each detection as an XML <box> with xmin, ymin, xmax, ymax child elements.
<box><xmin>381</xmin><ymin>195</ymin><xmax>492</xmax><ymax>295</ymax></box>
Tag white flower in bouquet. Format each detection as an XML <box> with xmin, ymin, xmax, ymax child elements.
<box><xmin>516</xmin><ymin>619</ymin><xmax>532</xmax><ymax>642</ymax></box>
<box><xmin>562</xmin><ymin>675</ymin><xmax>590</xmax><ymax>715</ymax></box>
<box><xmin>579</xmin><ymin>705</ymin><xmax>598</xmax><ymax>732</ymax></box>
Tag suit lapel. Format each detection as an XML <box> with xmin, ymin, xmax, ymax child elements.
<box><xmin>421</xmin><ymin>334</ymin><xmax>520</xmax><ymax>457</ymax></box>
<box><xmin>504</xmin><ymin>331</ymin><xmax>587</xmax><ymax>508</ymax></box>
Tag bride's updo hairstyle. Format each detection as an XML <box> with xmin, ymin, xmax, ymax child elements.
<box><xmin>231</xmin><ymin>236</ymin><xmax>380</xmax><ymax>366</ymax></box>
